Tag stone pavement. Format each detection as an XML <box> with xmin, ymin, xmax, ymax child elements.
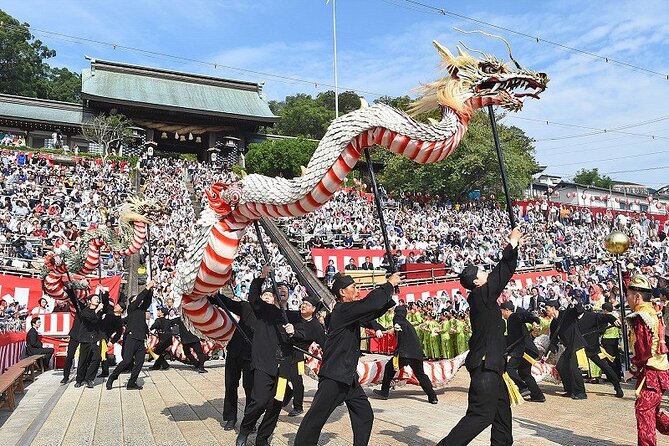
<box><xmin>0</xmin><ymin>359</ymin><xmax>664</xmax><ymax>446</ymax></box>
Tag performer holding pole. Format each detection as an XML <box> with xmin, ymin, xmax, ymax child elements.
<box><xmin>294</xmin><ymin>271</ymin><xmax>400</xmax><ymax>446</ymax></box>
<box><xmin>625</xmin><ymin>274</ymin><xmax>669</xmax><ymax>446</ymax></box>
<box><xmin>437</xmin><ymin>227</ymin><xmax>525</xmax><ymax>446</ymax></box>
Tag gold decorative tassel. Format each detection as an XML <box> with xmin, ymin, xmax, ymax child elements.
<box><xmin>575</xmin><ymin>348</ymin><xmax>589</xmax><ymax>369</ymax></box>
<box><xmin>393</xmin><ymin>355</ymin><xmax>400</xmax><ymax>372</ymax></box>
<box><xmin>148</xmin><ymin>347</ymin><xmax>159</xmax><ymax>360</ymax></box>
<box><xmin>275</xmin><ymin>377</ymin><xmax>288</xmax><ymax>401</ymax></box>
<box><xmin>297</xmin><ymin>361</ymin><xmax>305</xmax><ymax>376</ymax></box>
<box><xmin>100</xmin><ymin>339</ymin><xmax>108</xmax><ymax>361</ymax></box>
<box><xmin>522</xmin><ymin>353</ymin><xmax>537</xmax><ymax>365</ymax></box>
<box><xmin>598</xmin><ymin>347</ymin><xmax>615</xmax><ymax>361</ymax></box>
<box><xmin>635</xmin><ymin>376</ymin><xmax>646</xmax><ymax>397</ymax></box>
<box><xmin>502</xmin><ymin>372</ymin><xmax>524</xmax><ymax>407</ymax></box>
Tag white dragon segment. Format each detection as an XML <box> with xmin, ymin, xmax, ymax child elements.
<box><xmin>175</xmin><ymin>40</ymin><xmax>549</xmax><ymax>341</ymax></box>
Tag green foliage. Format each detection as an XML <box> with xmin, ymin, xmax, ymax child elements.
<box><xmin>379</xmin><ymin>111</ymin><xmax>539</xmax><ymax>202</ymax></box>
<box><xmin>573</xmin><ymin>168</ymin><xmax>613</xmax><ymax>189</ymax></box>
<box><xmin>316</xmin><ymin>90</ymin><xmax>362</xmax><ymax>114</ymax></box>
<box><xmin>230</xmin><ymin>164</ymin><xmax>247</xmax><ymax>177</ymax></box>
<box><xmin>0</xmin><ymin>10</ymin><xmax>81</xmax><ymax>102</ymax></box>
<box><xmin>81</xmin><ymin>113</ymin><xmax>134</xmax><ymax>159</ymax></box>
<box><xmin>246</xmin><ymin>138</ymin><xmax>318</xmax><ymax>178</ymax></box>
<box><xmin>268</xmin><ymin>94</ymin><xmax>334</xmax><ymax>139</ymax></box>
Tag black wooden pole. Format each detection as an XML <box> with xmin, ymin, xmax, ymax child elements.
<box><xmin>487</xmin><ymin>105</ymin><xmax>517</xmax><ymax>229</ymax></box>
<box><xmin>253</xmin><ymin>220</ymin><xmax>289</xmax><ymax>323</ymax></box>
<box><xmin>363</xmin><ymin>148</ymin><xmax>396</xmax><ymax>272</ymax></box>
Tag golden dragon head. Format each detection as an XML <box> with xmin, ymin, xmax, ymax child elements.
<box><xmin>119</xmin><ymin>196</ymin><xmax>169</xmax><ymax>224</ymax></box>
<box><xmin>411</xmin><ymin>36</ymin><xmax>548</xmax><ymax>120</ymax></box>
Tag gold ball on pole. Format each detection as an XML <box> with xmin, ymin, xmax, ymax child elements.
<box><xmin>603</xmin><ymin>230</ymin><xmax>630</xmax><ymax>255</ymax></box>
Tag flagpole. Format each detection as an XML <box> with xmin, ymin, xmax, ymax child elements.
<box><xmin>487</xmin><ymin>105</ymin><xmax>516</xmax><ymax>229</ymax></box>
<box><xmin>331</xmin><ymin>0</ymin><xmax>339</xmax><ymax>118</ymax></box>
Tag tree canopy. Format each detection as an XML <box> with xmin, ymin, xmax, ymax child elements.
<box><xmin>81</xmin><ymin>113</ymin><xmax>133</xmax><ymax>160</ymax></box>
<box><xmin>572</xmin><ymin>168</ymin><xmax>614</xmax><ymax>189</ymax></box>
<box><xmin>245</xmin><ymin>138</ymin><xmax>318</xmax><ymax>178</ymax></box>
<box><xmin>0</xmin><ymin>10</ymin><xmax>81</xmax><ymax>102</ymax></box>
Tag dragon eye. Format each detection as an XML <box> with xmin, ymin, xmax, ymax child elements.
<box><xmin>481</xmin><ymin>64</ymin><xmax>496</xmax><ymax>74</ymax></box>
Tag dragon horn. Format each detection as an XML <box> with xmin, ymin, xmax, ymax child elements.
<box><xmin>456</xmin><ymin>45</ymin><xmax>470</xmax><ymax>58</ymax></box>
<box><xmin>454</xmin><ymin>28</ymin><xmax>523</xmax><ymax>69</ymax></box>
<box><xmin>432</xmin><ymin>40</ymin><xmax>456</xmax><ymax>64</ymax></box>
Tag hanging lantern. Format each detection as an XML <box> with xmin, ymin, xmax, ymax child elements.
<box><xmin>188</xmin><ymin>133</ymin><xmax>193</xmax><ymax>141</ymax></box>
<box><xmin>590</xmin><ymin>196</ymin><xmax>595</xmax><ymax>202</ymax></box>
<box><xmin>161</xmin><ymin>132</ymin><xmax>167</xmax><ymax>139</ymax></box>
<box><xmin>175</xmin><ymin>132</ymin><xmax>179</xmax><ymax>140</ymax></box>
<box><xmin>195</xmin><ymin>136</ymin><xmax>202</xmax><ymax>143</ymax></box>
<box><xmin>179</xmin><ymin>135</ymin><xmax>186</xmax><ymax>142</ymax></box>
<box><xmin>626</xmin><ymin>198</ymin><xmax>630</xmax><ymax>205</ymax></box>
<box><xmin>648</xmin><ymin>196</ymin><xmax>653</xmax><ymax>203</ymax></box>
<box><xmin>635</xmin><ymin>199</ymin><xmax>640</xmax><ymax>205</ymax></box>
<box><xmin>490</xmin><ymin>194</ymin><xmax>495</xmax><ymax>200</ymax></box>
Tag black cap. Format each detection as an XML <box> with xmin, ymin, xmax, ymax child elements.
<box><xmin>302</xmin><ymin>294</ymin><xmax>321</xmax><ymax>308</ymax></box>
<box><xmin>459</xmin><ymin>264</ymin><xmax>479</xmax><ymax>290</ymax></box>
<box><xmin>331</xmin><ymin>273</ymin><xmax>355</xmax><ymax>299</ymax></box>
<box><xmin>544</xmin><ymin>299</ymin><xmax>560</xmax><ymax>309</ymax></box>
<box><xmin>500</xmin><ymin>301</ymin><xmax>515</xmax><ymax>311</ymax></box>
<box><xmin>601</xmin><ymin>302</ymin><xmax>613</xmax><ymax>312</ymax></box>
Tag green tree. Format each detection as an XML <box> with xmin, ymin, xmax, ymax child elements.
<box><xmin>379</xmin><ymin>111</ymin><xmax>539</xmax><ymax>201</ymax></box>
<box><xmin>269</xmin><ymin>94</ymin><xmax>334</xmax><ymax>139</ymax></box>
<box><xmin>316</xmin><ymin>90</ymin><xmax>362</xmax><ymax>115</ymax></box>
<box><xmin>573</xmin><ymin>168</ymin><xmax>613</xmax><ymax>189</ymax></box>
<box><xmin>246</xmin><ymin>138</ymin><xmax>318</xmax><ymax>178</ymax></box>
<box><xmin>81</xmin><ymin>113</ymin><xmax>133</xmax><ymax>160</ymax></box>
<box><xmin>0</xmin><ymin>10</ymin><xmax>81</xmax><ymax>102</ymax></box>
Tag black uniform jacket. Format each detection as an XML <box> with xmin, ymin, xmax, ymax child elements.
<box><xmin>26</xmin><ymin>327</ymin><xmax>43</xmax><ymax>354</ymax></box>
<box><xmin>465</xmin><ymin>243</ymin><xmax>518</xmax><ymax>374</ymax></box>
<box><xmin>291</xmin><ymin>316</ymin><xmax>327</xmax><ymax>363</ymax></box>
<box><xmin>217</xmin><ymin>293</ymin><xmax>256</xmax><ymax>361</ymax></box>
<box><xmin>178</xmin><ymin>317</ymin><xmax>201</xmax><ymax>345</ymax></box>
<box><xmin>151</xmin><ymin>317</ymin><xmax>175</xmax><ymax>342</ymax></box>
<box><xmin>392</xmin><ymin>308</ymin><xmax>424</xmax><ymax>360</ymax></box>
<box><xmin>125</xmin><ymin>288</ymin><xmax>153</xmax><ymax>341</ymax></box>
<box><xmin>577</xmin><ymin>311</ymin><xmax>617</xmax><ymax>355</ymax></box>
<box><xmin>247</xmin><ymin>277</ymin><xmax>301</xmax><ymax>377</ymax></box>
<box><xmin>506</xmin><ymin>308</ymin><xmax>540</xmax><ymax>358</ymax></box>
<box><xmin>78</xmin><ymin>305</ymin><xmax>103</xmax><ymax>344</ymax></box>
<box><xmin>549</xmin><ymin>302</ymin><xmax>585</xmax><ymax>354</ymax></box>
<box><xmin>65</xmin><ymin>287</ymin><xmax>82</xmax><ymax>342</ymax></box>
<box><xmin>319</xmin><ymin>282</ymin><xmax>395</xmax><ymax>385</ymax></box>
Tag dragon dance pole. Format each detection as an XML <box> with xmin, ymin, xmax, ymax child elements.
<box><xmin>487</xmin><ymin>105</ymin><xmax>517</xmax><ymax>229</ymax></box>
<box><xmin>363</xmin><ymin>148</ymin><xmax>397</xmax><ymax>272</ymax></box>
<box><xmin>253</xmin><ymin>220</ymin><xmax>289</xmax><ymax>323</ymax></box>
<box><xmin>145</xmin><ymin>224</ymin><xmax>152</xmax><ymax>282</ymax></box>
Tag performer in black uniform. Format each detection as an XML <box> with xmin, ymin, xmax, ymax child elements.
<box><xmin>177</xmin><ymin>316</ymin><xmax>208</xmax><ymax>373</ymax></box>
<box><xmin>284</xmin><ymin>294</ymin><xmax>327</xmax><ymax>417</ymax></box>
<box><xmin>236</xmin><ymin>266</ymin><xmax>301</xmax><ymax>446</ymax></box>
<box><xmin>545</xmin><ymin>298</ymin><xmax>587</xmax><ymax>399</ymax></box>
<box><xmin>438</xmin><ymin>227</ymin><xmax>524</xmax><ymax>446</ymax></box>
<box><xmin>150</xmin><ymin>307</ymin><xmax>175</xmax><ymax>370</ymax></box>
<box><xmin>106</xmin><ymin>280</ymin><xmax>154</xmax><ymax>390</ymax></box>
<box><xmin>61</xmin><ymin>283</ymin><xmax>82</xmax><ymax>383</ymax></box>
<box><xmin>373</xmin><ymin>305</ymin><xmax>437</xmax><ymax>403</ymax></box>
<box><xmin>216</xmin><ymin>291</ymin><xmax>257</xmax><ymax>431</ymax></box>
<box><xmin>293</xmin><ymin>271</ymin><xmax>400</xmax><ymax>446</ymax></box>
<box><xmin>75</xmin><ymin>292</ymin><xmax>106</xmax><ymax>388</ymax></box>
<box><xmin>500</xmin><ymin>301</ymin><xmax>545</xmax><ymax>402</ymax></box>
<box><xmin>99</xmin><ymin>301</ymin><xmax>124</xmax><ymax>378</ymax></box>
<box><xmin>577</xmin><ymin>306</ymin><xmax>623</xmax><ymax>398</ymax></box>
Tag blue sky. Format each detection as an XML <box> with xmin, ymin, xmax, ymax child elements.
<box><xmin>4</xmin><ymin>0</ymin><xmax>669</xmax><ymax>185</ymax></box>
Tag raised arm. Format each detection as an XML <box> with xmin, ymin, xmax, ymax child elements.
<box><xmin>337</xmin><ymin>281</ymin><xmax>396</xmax><ymax>327</ymax></box>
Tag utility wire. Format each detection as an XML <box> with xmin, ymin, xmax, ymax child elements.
<box><xmin>385</xmin><ymin>0</ymin><xmax>669</xmax><ymax>80</ymax></box>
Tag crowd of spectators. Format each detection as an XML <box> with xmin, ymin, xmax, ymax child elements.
<box><xmin>0</xmin><ymin>132</ymin><xmax>26</xmax><ymax>147</ymax></box>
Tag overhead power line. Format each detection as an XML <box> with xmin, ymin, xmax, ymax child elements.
<box><xmin>384</xmin><ymin>0</ymin><xmax>669</xmax><ymax>81</ymax></box>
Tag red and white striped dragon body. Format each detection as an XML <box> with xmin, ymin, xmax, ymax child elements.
<box><xmin>41</xmin><ymin>197</ymin><xmax>166</xmax><ymax>302</ymax></box>
<box><xmin>175</xmin><ymin>41</ymin><xmax>549</xmax><ymax>341</ymax></box>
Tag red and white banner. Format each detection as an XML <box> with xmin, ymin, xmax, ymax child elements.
<box><xmin>0</xmin><ymin>332</ymin><xmax>27</xmax><ymax>374</ymax></box>
<box><xmin>358</xmin><ymin>270</ymin><xmax>565</xmax><ymax>302</ymax></box>
<box><xmin>0</xmin><ymin>274</ymin><xmax>122</xmax><ymax>336</ymax></box>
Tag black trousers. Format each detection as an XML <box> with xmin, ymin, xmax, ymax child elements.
<box><xmin>587</xmin><ymin>353</ymin><xmax>621</xmax><ymax>391</ymax></box>
<box><xmin>151</xmin><ymin>336</ymin><xmax>173</xmax><ymax>369</ymax></box>
<box><xmin>437</xmin><ymin>365</ymin><xmax>512</xmax><ymax>446</ymax></box>
<box><xmin>223</xmin><ymin>355</ymin><xmax>253</xmax><ymax>421</ymax></box>
<box><xmin>601</xmin><ymin>338</ymin><xmax>622</xmax><ymax>380</ymax></box>
<box><xmin>380</xmin><ymin>357</ymin><xmax>436</xmax><ymax>398</ymax></box>
<box><xmin>556</xmin><ymin>349</ymin><xmax>585</xmax><ymax>396</ymax></box>
<box><xmin>109</xmin><ymin>337</ymin><xmax>146</xmax><ymax>386</ymax></box>
<box><xmin>62</xmin><ymin>338</ymin><xmax>79</xmax><ymax>379</ymax></box>
<box><xmin>29</xmin><ymin>347</ymin><xmax>54</xmax><ymax>371</ymax></box>
<box><xmin>76</xmin><ymin>342</ymin><xmax>101</xmax><ymax>383</ymax></box>
<box><xmin>183</xmin><ymin>341</ymin><xmax>207</xmax><ymax>369</ymax></box>
<box><xmin>506</xmin><ymin>355</ymin><xmax>544</xmax><ymax>400</ymax></box>
<box><xmin>294</xmin><ymin>377</ymin><xmax>374</xmax><ymax>446</ymax></box>
<box><xmin>239</xmin><ymin>370</ymin><xmax>285</xmax><ymax>441</ymax></box>
<box><xmin>289</xmin><ymin>361</ymin><xmax>305</xmax><ymax>410</ymax></box>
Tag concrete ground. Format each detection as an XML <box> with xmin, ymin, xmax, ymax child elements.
<box><xmin>0</xmin><ymin>358</ymin><xmax>664</xmax><ymax>446</ymax></box>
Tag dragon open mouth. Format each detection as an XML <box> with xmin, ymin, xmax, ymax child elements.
<box><xmin>478</xmin><ymin>75</ymin><xmax>547</xmax><ymax>110</ymax></box>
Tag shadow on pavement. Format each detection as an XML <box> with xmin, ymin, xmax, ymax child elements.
<box><xmin>515</xmin><ymin>418</ymin><xmax>631</xmax><ymax>446</ymax></box>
